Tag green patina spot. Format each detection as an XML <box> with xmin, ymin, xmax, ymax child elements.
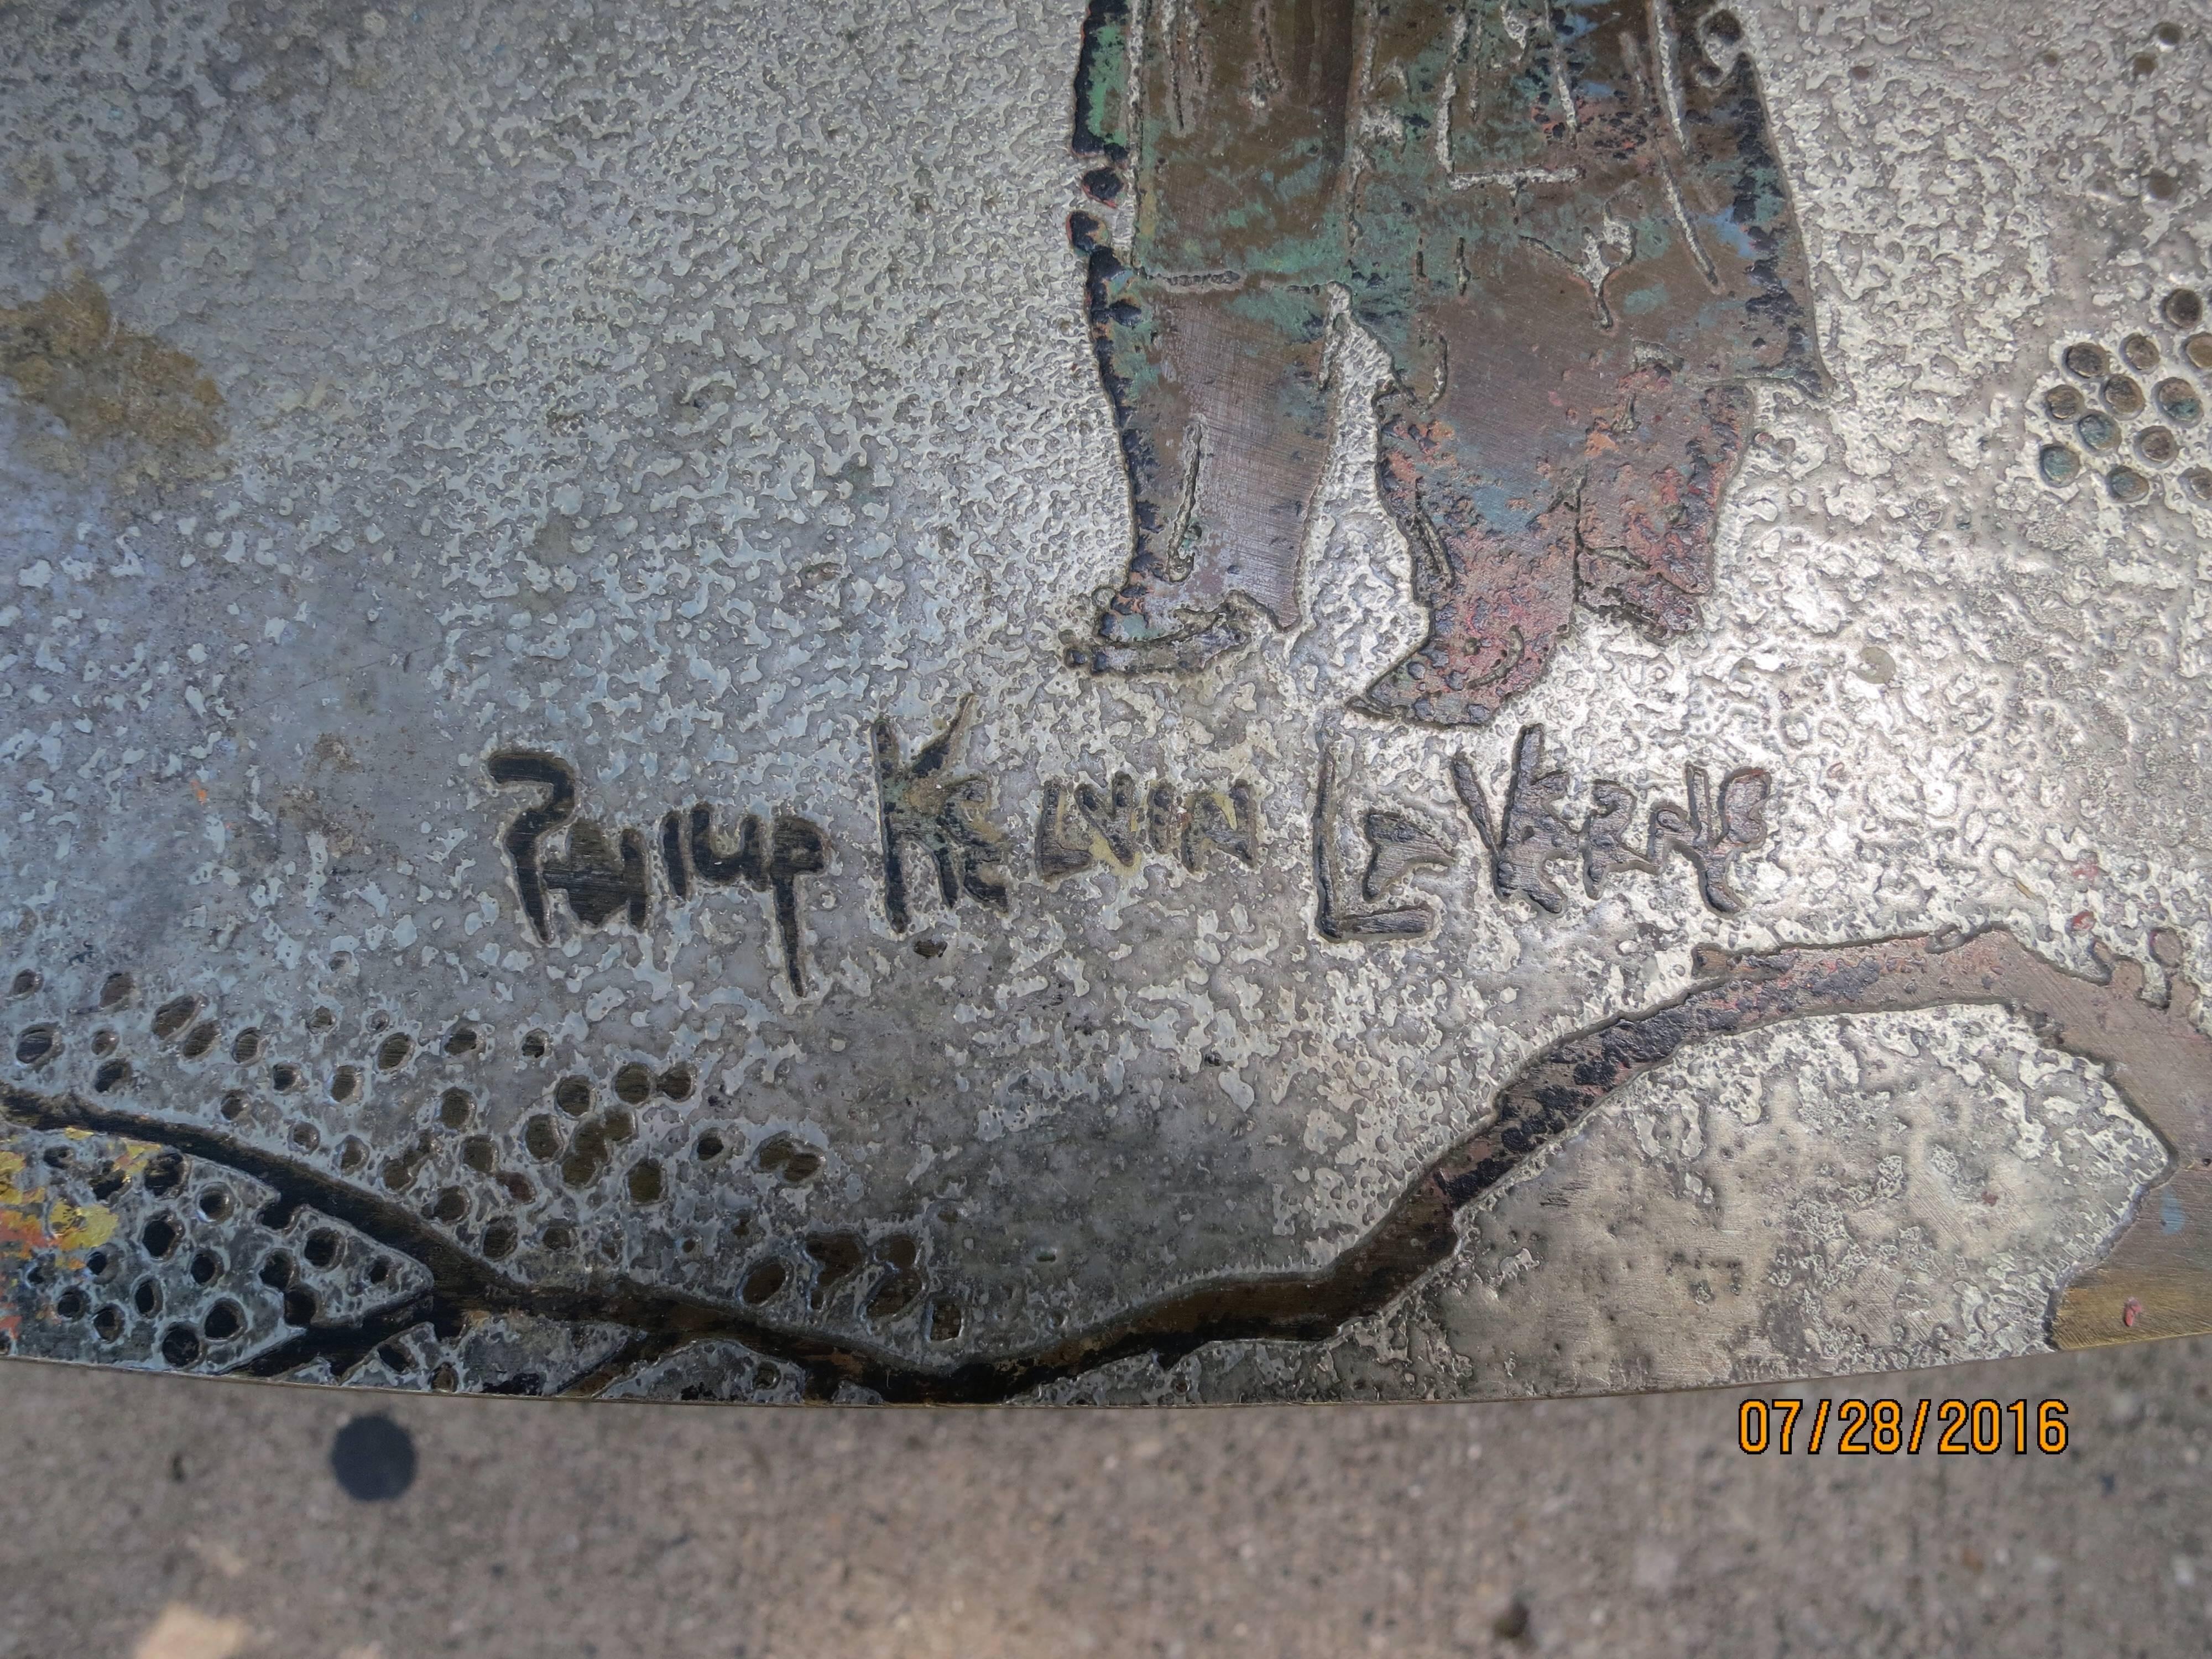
<box><xmin>1081</xmin><ymin>21</ymin><xmax>1126</xmax><ymax>150</ymax></box>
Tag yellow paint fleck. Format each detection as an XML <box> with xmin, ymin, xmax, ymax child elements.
<box><xmin>44</xmin><ymin>1196</ymin><xmax>118</xmax><ymax>1250</ymax></box>
<box><xmin>0</xmin><ymin>1134</ymin><xmax>157</xmax><ymax>1265</ymax></box>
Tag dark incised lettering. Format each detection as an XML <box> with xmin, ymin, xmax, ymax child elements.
<box><xmin>1452</xmin><ymin>727</ymin><xmax>1579</xmax><ymax>915</ymax></box>
<box><xmin>685</xmin><ymin>805</ymin><xmax>832</xmax><ymax>994</ymax></box>
<box><xmin>494</xmin><ymin>750</ymin><xmax>828</xmax><ymax>982</ymax></box>
<box><xmin>1648</xmin><ymin>765</ymin><xmax>1771</xmax><ymax>916</ymax></box>
<box><xmin>1183</xmin><ymin>782</ymin><xmax>1262</xmax><ymax>875</ymax></box>
<box><xmin>1360</xmin><ymin>810</ymin><xmax>1455</xmax><ymax>905</ymax></box>
<box><xmin>1449</xmin><ymin>726</ymin><xmax>1773</xmax><ymax>917</ymax></box>
<box><xmin>1040</xmin><ymin>770</ymin><xmax>1263</xmax><ymax>883</ymax></box>
<box><xmin>659</xmin><ymin>811</ymin><xmax>690</xmax><ymax>903</ymax></box>
<box><xmin>487</xmin><ymin>751</ymin><xmax>576</xmax><ymax>941</ymax></box>
<box><xmin>1313</xmin><ymin>746</ymin><xmax>1441</xmax><ymax>942</ymax></box>
<box><xmin>1037</xmin><ymin>773</ymin><xmax>1145</xmax><ymax>881</ymax></box>
<box><xmin>488</xmin><ymin>750</ymin><xmax>647</xmax><ymax>938</ymax></box>
<box><xmin>869</xmin><ymin>697</ymin><xmax>1013</xmax><ymax>933</ymax></box>
<box><xmin>1580</xmin><ymin>779</ymin><xmax>1655</xmax><ymax>898</ymax></box>
<box><xmin>1146</xmin><ymin>781</ymin><xmax>1182</xmax><ymax>859</ymax></box>
<box><xmin>541</xmin><ymin>822</ymin><xmax>650</xmax><ymax>932</ymax></box>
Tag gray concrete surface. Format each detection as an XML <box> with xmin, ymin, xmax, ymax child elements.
<box><xmin>1</xmin><ymin>1337</ymin><xmax>2206</xmax><ymax>1659</ymax></box>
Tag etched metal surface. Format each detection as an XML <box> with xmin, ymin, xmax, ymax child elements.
<box><xmin>1</xmin><ymin>0</ymin><xmax>2208</xmax><ymax>1402</ymax></box>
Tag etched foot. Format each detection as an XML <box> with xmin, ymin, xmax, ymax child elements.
<box><xmin>1354</xmin><ymin>407</ymin><xmax>1579</xmax><ymax>727</ymax></box>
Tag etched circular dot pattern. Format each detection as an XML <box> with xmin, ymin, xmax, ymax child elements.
<box><xmin>0</xmin><ymin>1112</ymin><xmax>429</xmax><ymax>1373</ymax></box>
<box><xmin>2157</xmin><ymin>379</ymin><xmax>2202</xmax><ymax>424</ymax></box>
<box><xmin>2037</xmin><ymin>288</ymin><xmax>2212</xmax><ymax>507</ymax></box>
<box><xmin>151</xmin><ymin>997</ymin><xmax>199</xmax><ymax>1041</ymax></box>
<box><xmin>2064</xmin><ymin>342</ymin><xmax>2109</xmax><ymax>379</ymax></box>
<box><xmin>3</xmin><ymin>987</ymin><xmax>926</xmax><ymax>1383</ymax></box>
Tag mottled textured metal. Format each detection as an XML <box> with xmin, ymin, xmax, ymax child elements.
<box><xmin>1</xmin><ymin>0</ymin><xmax>2208</xmax><ymax>1404</ymax></box>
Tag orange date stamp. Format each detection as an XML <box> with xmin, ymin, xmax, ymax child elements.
<box><xmin>1737</xmin><ymin>1398</ymin><xmax>2070</xmax><ymax>1455</ymax></box>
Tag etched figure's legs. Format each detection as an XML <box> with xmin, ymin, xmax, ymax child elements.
<box><xmin>1574</xmin><ymin>371</ymin><xmax>1751</xmax><ymax>641</ymax></box>
<box><xmin>1350</xmin><ymin>243</ymin><xmax>1595</xmax><ymax>728</ymax></box>
<box><xmin>1073</xmin><ymin>276</ymin><xmax>1333</xmax><ymax>673</ymax></box>
<box><xmin>1066</xmin><ymin>0</ymin><xmax>1819</xmax><ymax>716</ymax></box>
<box><xmin>1338</xmin><ymin>0</ymin><xmax>1823</xmax><ymax>726</ymax></box>
<box><xmin>1357</xmin><ymin>346</ymin><xmax>1754</xmax><ymax>722</ymax></box>
<box><xmin>1357</xmin><ymin>398</ymin><xmax>1580</xmax><ymax>728</ymax></box>
<box><xmin>1066</xmin><ymin>0</ymin><xmax>1355</xmax><ymax>676</ymax></box>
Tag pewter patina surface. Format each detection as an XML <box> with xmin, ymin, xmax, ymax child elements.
<box><xmin>1</xmin><ymin>0</ymin><xmax>2208</xmax><ymax>1402</ymax></box>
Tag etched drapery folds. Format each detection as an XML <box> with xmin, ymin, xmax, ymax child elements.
<box><xmin>1067</xmin><ymin>0</ymin><xmax>1825</xmax><ymax>726</ymax></box>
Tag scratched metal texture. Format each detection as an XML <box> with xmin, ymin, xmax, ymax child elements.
<box><xmin>0</xmin><ymin>0</ymin><xmax>2206</xmax><ymax>1403</ymax></box>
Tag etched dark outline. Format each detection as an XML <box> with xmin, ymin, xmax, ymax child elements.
<box><xmin>9</xmin><ymin>927</ymin><xmax>2207</xmax><ymax>1400</ymax></box>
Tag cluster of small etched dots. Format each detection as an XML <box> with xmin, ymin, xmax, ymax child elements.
<box><xmin>2130</xmin><ymin>20</ymin><xmax>2187</xmax><ymax>88</ymax></box>
<box><xmin>516</xmin><ymin>1073</ymin><xmax>957</xmax><ymax>1335</ymax></box>
<box><xmin>366</xmin><ymin>1047</ymin><xmax>701</xmax><ymax>1262</ymax></box>
<box><xmin>16</xmin><ymin>1139</ymin><xmax>398</xmax><ymax>1370</ymax></box>
<box><xmin>7</xmin><ymin>967</ymin><xmax>507</xmax><ymax>1120</ymax></box>
<box><xmin>4</xmin><ymin>1139</ymin><xmax>156</xmax><ymax>1359</ymax></box>
<box><xmin>359</xmin><ymin>1029</ymin><xmax>590</xmax><ymax>1261</ymax></box>
<box><xmin>2037</xmin><ymin>288</ymin><xmax>2212</xmax><ymax>506</ymax></box>
<box><xmin>12</xmin><ymin>975</ymin><xmax>967</xmax><ymax>1348</ymax></box>
<box><xmin>512</xmin><ymin>1063</ymin><xmax>694</xmax><ymax>1215</ymax></box>
<box><xmin>8</xmin><ymin>968</ymin><xmax>133</xmax><ymax>1094</ymax></box>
